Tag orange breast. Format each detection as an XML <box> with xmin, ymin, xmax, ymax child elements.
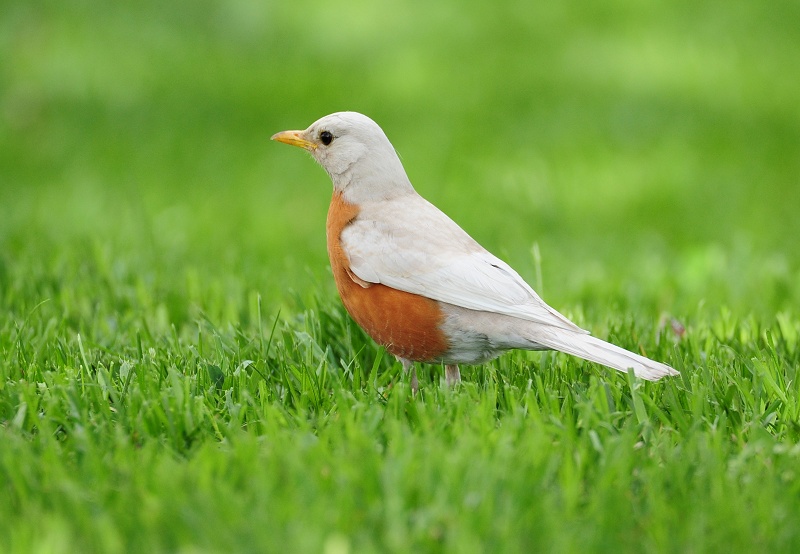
<box><xmin>326</xmin><ymin>192</ymin><xmax>449</xmax><ymax>362</ymax></box>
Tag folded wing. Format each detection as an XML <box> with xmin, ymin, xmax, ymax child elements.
<box><xmin>341</xmin><ymin>194</ymin><xmax>587</xmax><ymax>334</ymax></box>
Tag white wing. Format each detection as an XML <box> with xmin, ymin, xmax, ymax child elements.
<box><xmin>341</xmin><ymin>193</ymin><xmax>587</xmax><ymax>334</ymax></box>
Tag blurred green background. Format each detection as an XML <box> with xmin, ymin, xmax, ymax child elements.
<box><xmin>2</xmin><ymin>2</ymin><xmax>800</xmax><ymax>551</ymax></box>
<box><xmin>2</xmin><ymin>0</ymin><xmax>799</xmax><ymax>324</ymax></box>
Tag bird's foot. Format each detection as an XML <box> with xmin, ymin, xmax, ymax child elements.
<box><xmin>399</xmin><ymin>358</ymin><xmax>419</xmax><ymax>394</ymax></box>
<box><xmin>445</xmin><ymin>364</ymin><xmax>461</xmax><ymax>387</ymax></box>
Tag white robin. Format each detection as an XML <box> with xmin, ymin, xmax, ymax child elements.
<box><xmin>272</xmin><ymin>112</ymin><xmax>679</xmax><ymax>390</ymax></box>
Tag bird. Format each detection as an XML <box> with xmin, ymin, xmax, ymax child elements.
<box><xmin>272</xmin><ymin>111</ymin><xmax>678</xmax><ymax>391</ymax></box>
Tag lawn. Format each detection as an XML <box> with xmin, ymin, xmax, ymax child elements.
<box><xmin>2</xmin><ymin>1</ymin><xmax>800</xmax><ymax>552</ymax></box>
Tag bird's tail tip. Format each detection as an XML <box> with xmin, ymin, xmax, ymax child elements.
<box><xmin>632</xmin><ymin>361</ymin><xmax>680</xmax><ymax>381</ymax></box>
<box><xmin>543</xmin><ymin>332</ymin><xmax>680</xmax><ymax>381</ymax></box>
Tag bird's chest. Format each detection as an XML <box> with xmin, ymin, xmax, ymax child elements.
<box><xmin>325</xmin><ymin>193</ymin><xmax>449</xmax><ymax>362</ymax></box>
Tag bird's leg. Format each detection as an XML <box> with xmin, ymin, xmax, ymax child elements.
<box><xmin>399</xmin><ymin>358</ymin><xmax>418</xmax><ymax>394</ymax></box>
<box><xmin>445</xmin><ymin>364</ymin><xmax>461</xmax><ymax>387</ymax></box>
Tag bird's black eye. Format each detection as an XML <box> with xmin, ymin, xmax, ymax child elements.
<box><xmin>319</xmin><ymin>130</ymin><xmax>333</xmax><ymax>145</ymax></box>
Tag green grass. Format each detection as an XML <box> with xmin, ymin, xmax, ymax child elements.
<box><xmin>2</xmin><ymin>0</ymin><xmax>800</xmax><ymax>552</ymax></box>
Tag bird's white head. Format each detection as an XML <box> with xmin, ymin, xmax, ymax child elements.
<box><xmin>271</xmin><ymin>111</ymin><xmax>414</xmax><ymax>202</ymax></box>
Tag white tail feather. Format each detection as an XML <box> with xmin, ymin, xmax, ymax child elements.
<box><xmin>531</xmin><ymin>330</ymin><xmax>679</xmax><ymax>381</ymax></box>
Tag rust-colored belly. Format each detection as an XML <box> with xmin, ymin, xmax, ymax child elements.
<box><xmin>326</xmin><ymin>192</ymin><xmax>449</xmax><ymax>362</ymax></box>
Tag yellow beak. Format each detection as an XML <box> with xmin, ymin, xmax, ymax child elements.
<box><xmin>270</xmin><ymin>130</ymin><xmax>317</xmax><ymax>151</ymax></box>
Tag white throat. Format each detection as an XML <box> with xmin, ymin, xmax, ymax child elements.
<box><xmin>325</xmin><ymin>141</ymin><xmax>416</xmax><ymax>204</ymax></box>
